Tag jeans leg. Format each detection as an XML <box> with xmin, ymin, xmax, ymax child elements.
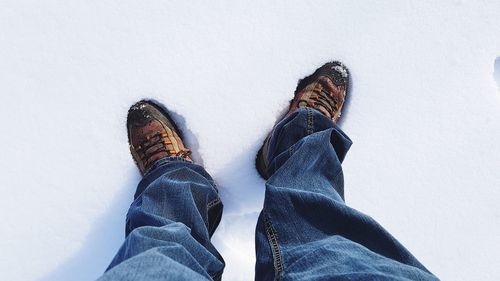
<box><xmin>255</xmin><ymin>108</ymin><xmax>438</xmax><ymax>281</ymax></box>
<box><xmin>98</xmin><ymin>157</ymin><xmax>224</xmax><ymax>281</ymax></box>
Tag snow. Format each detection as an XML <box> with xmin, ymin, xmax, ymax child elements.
<box><xmin>1</xmin><ymin>1</ymin><xmax>499</xmax><ymax>280</ymax></box>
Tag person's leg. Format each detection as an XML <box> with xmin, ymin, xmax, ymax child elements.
<box><xmin>255</xmin><ymin>63</ymin><xmax>438</xmax><ymax>280</ymax></box>
<box><xmin>98</xmin><ymin>101</ymin><xmax>224</xmax><ymax>281</ymax></box>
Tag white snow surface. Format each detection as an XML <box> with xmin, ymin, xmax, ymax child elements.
<box><xmin>1</xmin><ymin>1</ymin><xmax>499</xmax><ymax>281</ymax></box>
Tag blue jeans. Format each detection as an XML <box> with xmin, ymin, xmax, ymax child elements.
<box><xmin>98</xmin><ymin>108</ymin><xmax>438</xmax><ymax>281</ymax></box>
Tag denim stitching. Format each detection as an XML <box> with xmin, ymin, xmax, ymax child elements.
<box><xmin>203</xmin><ymin>198</ymin><xmax>221</xmax><ymax>231</ymax></box>
<box><xmin>207</xmin><ymin>197</ymin><xmax>221</xmax><ymax>210</ymax></box>
<box><xmin>288</xmin><ymin>146</ymin><xmax>294</xmax><ymax>158</ymax></box>
<box><xmin>264</xmin><ymin>213</ymin><xmax>284</xmax><ymax>280</ymax></box>
<box><xmin>306</xmin><ymin>108</ymin><xmax>314</xmax><ymax>135</ymax></box>
<box><xmin>125</xmin><ymin>219</ymin><xmax>132</xmax><ymax>235</ymax></box>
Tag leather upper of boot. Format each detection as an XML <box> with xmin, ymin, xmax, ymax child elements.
<box><xmin>289</xmin><ymin>61</ymin><xmax>349</xmax><ymax>123</ymax></box>
<box><xmin>127</xmin><ymin>101</ymin><xmax>191</xmax><ymax>175</ymax></box>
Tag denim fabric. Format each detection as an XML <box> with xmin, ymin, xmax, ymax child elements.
<box><xmin>254</xmin><ymin>108</ymin><xmax>438</xmax><ymax>281</ymax></box>
<box><xmin>98</xmin><ymin>108</ymin><xmax>438</xmax><ymax>281</ymax></box>
<box><xmin>98</xmin><ymin>158</ymin><xmax>224</xmax><ymax>281</ymax></box>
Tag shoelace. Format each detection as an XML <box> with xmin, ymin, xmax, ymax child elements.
<box><xmin>297</xmin><ymin>82</ymin><xmax>342</xmax><ymax>119</ymax></box>
<box><xmin>135</xmin><ymin>132</ymin><xmax>191</xmax><ymax>167</ymax></box>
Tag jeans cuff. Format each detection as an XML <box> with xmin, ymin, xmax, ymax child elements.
<box><xmin>143</xmin><ymin>156</ymin><xmax>194</xmax><ymax>177</ymax></box>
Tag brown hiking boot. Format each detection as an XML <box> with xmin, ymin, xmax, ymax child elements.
<box><xmin>256</xmin><ymin>61</ymin><xmax>350</xmax><ymax>179</ymax></box>
<box><xmin>127</xmin><ymin>100</ymin><xmax>191</xmax><ymax>175</ymax></box>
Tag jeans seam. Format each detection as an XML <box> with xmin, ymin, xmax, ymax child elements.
<box><xmin>306</xmin><ymin>108</ymin><xmax>314</xmax><ymax>135</ymax></box>
<box><xmin>207</xmin><ymin>197</ymin><xmax>221</xmax><ymax>210</ymax></box>
<box><xmin>332</xmin><ymin>169</ymin><xmax>345</xmax><ymax>201</ymax></box>
<box><xmin>264</xmin><ymin>213</ymin><xmax>284</xmax><ymax>280</ymax></box>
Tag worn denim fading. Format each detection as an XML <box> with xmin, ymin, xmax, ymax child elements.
<box><xmin>98</xmin><ymin>158</ymin><xmax>224</xmax><ymax>281</ymax></box>
<box><xmin>98</xmin><ymin>108</ymin><xmax>438</xmax><ymax>281</ymax></box>
<box><xmin>255</xmin><ymin>108</ymin><xmax>438</xmax><ymax>281</ymax></box>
